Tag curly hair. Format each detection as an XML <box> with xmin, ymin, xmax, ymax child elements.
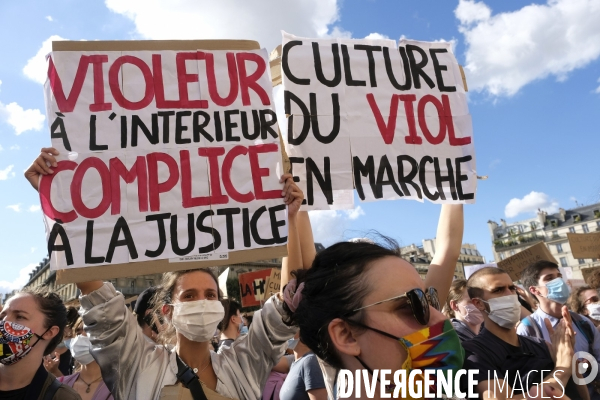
<box><xmin>442</xmin><ymin>279</ymin><xmax>467</xmax><ymax>319</ymax></box>
<box><xmin>567</xmin><ymin>285</ymin><xmax>596</xmax><ymax>315</ymax></box>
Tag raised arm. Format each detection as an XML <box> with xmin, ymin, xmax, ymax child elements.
<box><xmin>424</xmin><ymin>204</ymin><xmax>464</xmax><ymax>305</ymax></box>
<box><xmin>297</xmin><ymin>211</ymin><xmax>316</xmax><ymax>269</ymax></box>
<box><xmin>24</xmin><ymin>147</ymin><xmax>59</xmax><ymax>191</ymax></box>
<box><xmin>280</xmin><ymin>173</ymin><xmax>304</xmax><ymax>294</ymax></box>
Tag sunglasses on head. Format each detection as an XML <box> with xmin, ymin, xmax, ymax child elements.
<box><xmin>346</xmin><ymin>287</ymin><xmax>440</xmax><ymax>326</ymax></box>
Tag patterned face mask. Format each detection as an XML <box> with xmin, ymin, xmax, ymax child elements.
<box><xmin>351</xmin><ymin>319</ymin><xmax>464</xmax><ymax>397</ymax></box>
<box><xmin>0</xmin><ymin>320</ymin><xmax>49</xmax><ymax>366</ymax></box>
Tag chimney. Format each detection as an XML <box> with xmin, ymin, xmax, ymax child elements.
<box><xmin>537</xmin><ymin>210</ymin><xmax>547</xmax><ymax>225</ymax></box>
<box><xmin>500</xmin><ymin>219</ymin><xmax>507</xmax><ymax>228</ymax></box>
<box><xmin>558</xmin><ymin>208</ymin><xmax>566</xmax><ymax>222</ymax></box>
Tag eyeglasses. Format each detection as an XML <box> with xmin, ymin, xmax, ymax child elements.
<box><xmin>346</xmin><ymin>287</ymin><xmax>440</xmax><ymax>326</ymax></box>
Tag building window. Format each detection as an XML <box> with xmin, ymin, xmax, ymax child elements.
<box><xmin>510</xmin><ymin>250</ymin><xmax>515</xmax><ymax>256</ymax></box>
<box><xmin>499</xmin><ymin>253</ymin><xmax>505</xmax><ymax>260</ymax></box>
<box><xmin>569</xmin><ymin>227</ymin><xmax>575</xmax><ymax>233</ymax></box>
<box><xmin>583</xmin><ymin>224</ymin><xmax>590</xmax><ymax>233</ymax></box>
<box><xmin>560</xmin><ymin>257</ymin><xmax>568</xmax><ymax>267</ymax></box>
<box><xmin>579</xmin><ymin>259</ymin><xmax>585</xmax><ymax>265</ymax></box>
<box><xmin>552</xmin><ymin>230</ymin><xmax>558</xmax><ymax>238</ymax></box>
<box><xmin>130</xmin><ymin>280</ymin><xmax>135</xmax><ymax>289</ymax></box>
<box><xmin>556</xmin><ymin>243</ymin><xmax>563</xmax><ymax>253</ymax></box>
<box><xmin>147</xmin><ymin>280</ymin><xmax>154</xmax><ymax>287</ymax></box>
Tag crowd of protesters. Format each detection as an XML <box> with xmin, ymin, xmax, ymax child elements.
<box><xmin>2</xmin><ymin>149</ymin><xmax>600</xmax><ymax>400</ymax></box>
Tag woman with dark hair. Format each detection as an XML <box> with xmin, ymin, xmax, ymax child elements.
<box><xmin>287</xmin><ymin>205</ymin><xmax>465</xmax><ymax>398</ymax></box>
<box><xmin>0</xmin><ymin>286</ymin><xmax>80</xmax><ymax>399</ymax></box>
<box><xmin>44</xmin><ymin>306</ymin><xmax>80</xmax><ymax>377</ymax></box>
<box><xmin>216</xmin><ymin>299</ymin><xmax>243</xmax><ymax>353</ymax></box>
<box><xmin>25</xmin><ymin>145</ymin><xmax>304</xmax><ymax>400</ymax></box>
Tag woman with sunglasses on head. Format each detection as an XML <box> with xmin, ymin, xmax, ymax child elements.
<box><xmin>24</xmin><ymin>147</ymin><xmax>304</xmax><ymax>400</ymax></box>
<box><xmin>286</xmin><ymin>205</ymin><xmax>465</xmax><ymax>399</ymax></box>
<box><xmin>57</xmin><ymin>318</ymin><xmax>113</xmax><ymax>400</ymax></box>
<box><xmin>0</xmin><ymin>286</ymin><xmax>80</xmax><ymax>400</ymax></box>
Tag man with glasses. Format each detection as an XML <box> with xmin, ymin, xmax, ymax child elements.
<box><xmin>461</xmin><ymin>267</ymin><xmax>586</xmax><ymax>399</ymax></box>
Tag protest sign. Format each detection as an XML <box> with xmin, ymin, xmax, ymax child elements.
<box><xmin>567</xmin><ymin>232</ymin><xmax>600</xmax><ymax>259</ymax></box>
<box><xmin>280</xmin><ymin>32</ymin><xmax>477</xmax><ymax>209</ymax></box>
<box><xmin>264</xmin><ymin>267</ymin><xmax>282</xmax><ymax>297</ymax></box>
<box><xmin>497</xmin><ymin>242</ymin><xmax>557</xmax><ymax>282</ymax></box>
<box><xmin>43</xmin><ymin>40</ymin><xmax>289</xmax><ymax>284</ymax></box>
<box><xmin>582</xmin><ymin>266</ymin><xmax>600</xmax><ymax>285</ymax></box>
<box><xmin>464</xmin><ymin>263</ymin><xmax>497</xmax><ymax>279</ymax></box>
<box><xmin>238</xmin><ymin>269</ymin><xmax>272</xmax><ymax>307</ymax></box>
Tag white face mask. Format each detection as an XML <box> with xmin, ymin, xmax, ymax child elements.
<box><xmin>70</xmin><ymin>335</ymin><xmax>95</xmax><ymax>365</ymax></box>
<box><xmin>170</xmin><ymin>299</ymin><xmax>224</xmax><ymax>342</ymax></box>
<box><xmin>479</xmin><ymin>294</ymin><xmax>522</xmax><ymax>329</ymax></box>
<box><xmin>587</xmin><ymin>303</ymin><xmax>600</xmax><ymax>321</ymax></box>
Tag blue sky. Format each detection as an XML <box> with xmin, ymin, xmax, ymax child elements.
<box><xmin>1</xmin><ymin>0</ymin><xmax>599</xmax><ymax>293</ymax></box>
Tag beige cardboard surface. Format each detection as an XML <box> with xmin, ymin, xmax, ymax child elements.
<box><xmin>497</xmin><ymin>242</ymin><xmax>557</xmax><ymax>282</ymax></box>
<box><xmin>52</xmin><ymin>39</ymin><xmax>289</xmax><ymax>284</ymax></box>
<box><xmin>265</xmin><ymin>268</ymin><xmax>282</xmax><ymax>297</ymax></box>
<box><xmin>582</xmin><ymin>266</ymin><xmax>600</xmax><ymax>285</ymax></box>
<box><xmin>568</xmin><ymin>232</ymin><xmax>600</xmax><ymax>259</ymax></box>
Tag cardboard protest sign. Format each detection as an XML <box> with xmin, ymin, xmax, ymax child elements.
<box><xmin>264</xmin><ymin>267</ymin><xmax>282</xmax><ymax>297</ymax></box>
<box><xmin>464</xmin><ymin>263</ymin><xmax>497</xmax><ymax>280</ymax></box>
<box><xmin>280</xmin><ymin>32</ymin><xmax>477</xmax><ymax>210</ymax></box>
<box><xmin>567</xmin><ymin>232</ymin><xmax>600</xmax><ymax>259</ymax></box>
<box><xmin>582</xmin><ymin>266</ymin><xmax>600</xmax><ymax>285</ymax></box>
<box><xmin>497</xmin><ymin>242</ymin><xmax>557</xmax><ymax>282</ymax></box>
<box><xmin>42</xmin><ymin>40</ymin><xmax>290</xmax><ymax>283</ymax></box>
<box><xmin>238</xmin><ymin>269</ymin><xmax>272</xmax><ymax>307</ymax></box>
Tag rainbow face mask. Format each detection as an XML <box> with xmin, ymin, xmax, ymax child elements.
<box><xmin>352</xmin><ymin>319</ymin><xmax>464</xmax><ymax>397</ymax></box>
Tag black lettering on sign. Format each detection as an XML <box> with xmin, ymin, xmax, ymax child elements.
<box><xmin>158</xmin><ymin>111</ymin><xmax>174</xmax><ymax>144</ymax></box>
<box><xmin>170</xmin><ymin>213</ymin><xmax>195</xmax><ymax>256</ymax></box>
<box><xmin>397</xmin><ymin>155</ymin><xmax>422</xmax><ymax>199</ymax></box>
<box><xmin>455</xmin><ymin>156</ymin><xmax>474</xmax><ymax>200</ymax></box>
<box><xmin>131</xmin><ymin>114</ymin><xmax>159</xmax><ymax>147</ymax></box>
<box><xmin>120</xmin><ymin>115</ymin><xmax>127</xmax><ymax>148</ymax></box>
<box><xmin>433</xmin><ymin>157</ymin><xmax>457</xmax><ymax>201</ymax></box>
<box><xmin>48</xmin><ymin>222</ymin><xmax>73</xmax><ymax>266</ymax></box>
<box><xmin>429</xmin><ymin>49</ymin><xmax>456</xmax><ymax>93</ymax></box>
<box><xmin>196</xmin><ymin>209</ymin><xmax>222</xmax><ymax>253</ymax></box>
<box><xmin>310</xmin><ymin>93</ymin><xmax>340</xmax><ymax>144</ymax></box>
<box><xmin>242</xmin><ymin>208</ymin><xmax>251</xmax><ymax>247</ymax></box>
<box><xmin>105</xmin><ymin>216</ymin><xmax>138</xmax><ymax>263</ymax></box>
<box><xmin>284</xmin><ymin>91</ymin><xmax>310</xmax><ymax>145</ymax></box>
<box><xmin>282</xmin><ymin>41</ymin><xmax>310</xmax><ymax>85</ymax></box>
<box><xmin>312</xmin><ymin>42</ymin><xmax>342</xmax><ymax>87</ymax></box>
<box><xmin>259</xmin><ymin>109</ymin><xmax>279</xmax><ymax>140</ymax></box>
<box><xmin>250</xmin><ymin>206</ymin><xmax>276</xmax><ymax>245</ymax></box>
<box><xmin>353</xmin><ymin>155</ymin><xmax>376</xmax><ymax>201</ymax></box>
<box><xmin>85</xmin><ymin>220</ymin><xmax>105</xmax><ymax>264</ymax></box>
<box><xmin>241</xmin><ymin>110</ymin><xmax>260</xmax><ymax>140</ymax></box>
<box><xmin>217</xmin><ymin>208</ymin><xmax>241</xmax><ymax>250</ymax></box>
<box><xmin>193</xmin><ymin>111</ymin><xmax>212</xmax><ymax>142</ymax></box>
<box><xmin>145</xmin><ymin>213</ymin><xmax>171</xmax><ymax>258</ymax></box>
<box><xmin>306</xmin><ymin>157</ymin><xmax>333</xmax><ymax>205</ymax></box>
<box><xmin>175</xmin><ymin>111</ymin><xmax>192</xmax><ymax>144</ymax></box>
<box><xmin>269</xmin><ymin>204</ymin><xmax>288</xmax><ymax>244</ymax></box>
<box><xmin>419</xmin><ymin>156</ymin><xmax>439</xmax><ymax>201</ymax></box>
<box><xmin>341</xmin><ymin>44</ymin><xmax>366</xmax><ymax>87</ymax></box>
<box><xmin>383</xmin><ymin>47</ymin><xmax>412</xmax><ymax>91</ymax></box>
<box><xmin>354</xmin><ymin>44</ymin><xmax>382</xmax><ymax>87</ymax></box>
<box><xmin>375</xmin><ymin>155</ymin><xmax>403</xmax><ymax>199</ymax></box>
<box><xmin>50</xmin><ymin>114</ymin><xmax>72</xmax><ymax>151</ymax></box>
<box><xmin>405</xmin><ymin>44</ymin><xmax>435</xmax><ymax>90</ymax></box>
<box><xmin>213</xmin><ymin>111</ymin><xmax>223</xmax><ymax>142</ymax></box>
<box><xmin>89</xmin><ymin>115</ymin><xmax>108</xmax><ymax>151</ymax></box>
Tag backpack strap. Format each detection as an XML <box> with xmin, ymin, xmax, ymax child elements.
<box><xmin>570</xmin><ymin>311</ymin><xmax>594</xmax><ymax>348</ymax></box>
<box><xmin>525</xmin><ymin>315</ymin><xmax>544</xmax><ymax>340</ymax></box>
<box><xmin>176</xmin><ymin>354</ymin><xmax>209</xmax><ymax>400</ymax></box>
<box><xmin>42</xmin><ymin>379</ymin><xmax>62</xmax><ymax>400</ymax></box>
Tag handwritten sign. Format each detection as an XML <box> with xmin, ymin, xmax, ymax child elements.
<box><xmin>238</xmin><ymin>269</ymin><xmax>272</xmax><ymax>307</ymax></box>
<box><xmin>497</xmin><ymin>242</ymin><xmax>557</xmax><ymax>282</ymax></box>
<box><xmin>281</xmin><ymin>32</ymin><xmax>477</xmax><ymax>209</ymax></box>
<box><xmin>264</xmin><ymin>268</ymin><xmax>282</xmax><ymax>296</ymax></box>
<box><xmin>464</xmin><ymin>263</ymin><xmax>497</xmax><ymax>279</ymax></box>
<box><xmin>42</xmin><ymin>40</ymin><xmax>289</xmax><ymax>283</ymax></box>
<box><xmin>567</xmin><ymin>232</ymin><xmax>600</xmax><ymax>259</ymax></box>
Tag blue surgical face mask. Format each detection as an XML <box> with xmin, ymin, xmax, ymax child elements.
<box><xmin>544</xmin><ymin>277</ymin><xmax>570</xmax><ymax>304</ymax></box>
<box><xmin>287</xmin><ymin>338</ymin><xmax>299</xmax><ymax>350</ymax></box>
<box><xmin>63</xmin><ymin>338</ymin><xmax>73</xmax><ymax>350</ymax></box>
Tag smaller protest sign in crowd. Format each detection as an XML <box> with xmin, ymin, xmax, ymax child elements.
<box><xmin>2</xmin><ymin>32</ymin><xmax>600</xmax><ymax>400</ymax></box>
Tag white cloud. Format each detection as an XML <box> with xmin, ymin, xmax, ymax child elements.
<box><xmin>0</xmin><ymin>79</ymin><xmax>2</xmax><ymax>91</ymax></box>
<box><xmin>104</xmin><ymin>0</ymin><xmax>343</xmax><ymax>51</ymax></box>
<box><xmin>595</xmin><ymin>77</ymin><xmax>600</xmax><ymax>94</ymax></box>
<box><xmin>0</xmin><ymin>165</ymin><xmax>14</xmax><ymax>180</ymax></box>
<box><xmin>29</xmin><ymin>205</ymin><xmax>41</xmax><ymax>212</ymax></box>
<box><xmin>504</xmin><ymin>191</ymin><xmax>559</xmax><ymax>218</ymax></box>
<box><xmin>6</xmin><ymin>204</ymin><xmax>22</xmax><ymax>212</ymax></box>
<box><xmin>30</xmin><ymin>247</ymin><xmax>36</xmax><ymax>253</ymax></box>
<box><xmin>364</xmin><ymin>32</ymin><xmax>389</xmax><ymax>40</ymax></box>
<box><xmin>0</xmin><ymin>101</ymin><xmax>45</xmax><ymax>135</ymax></box>
<box><xmin>23</xmin><ymin>35</ymin><xmax>66</xmax><ymax>84</ymax></box>
<box><xmin>46</xmin><ymin>15</ymin><xmax>53</xmax><ymax>22</ymax></box>
<box><xmin>456</xmin><ymin>0</ymin><xmax>600</xmax><ymax>96</ymax></box>
<box><xmin>0</xmin><ymin>263</ymin><xmax>38</xmax><ymax>295</ymax></box>
<box><xmin>308</xmin><ymin>206</ymin><xmax>365</xmax><ymax>246</ymax></box>
<box><xmin>10</xmin><ymin>144</ymin><xmax>20</xmax><ymax>150</ymax></box>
